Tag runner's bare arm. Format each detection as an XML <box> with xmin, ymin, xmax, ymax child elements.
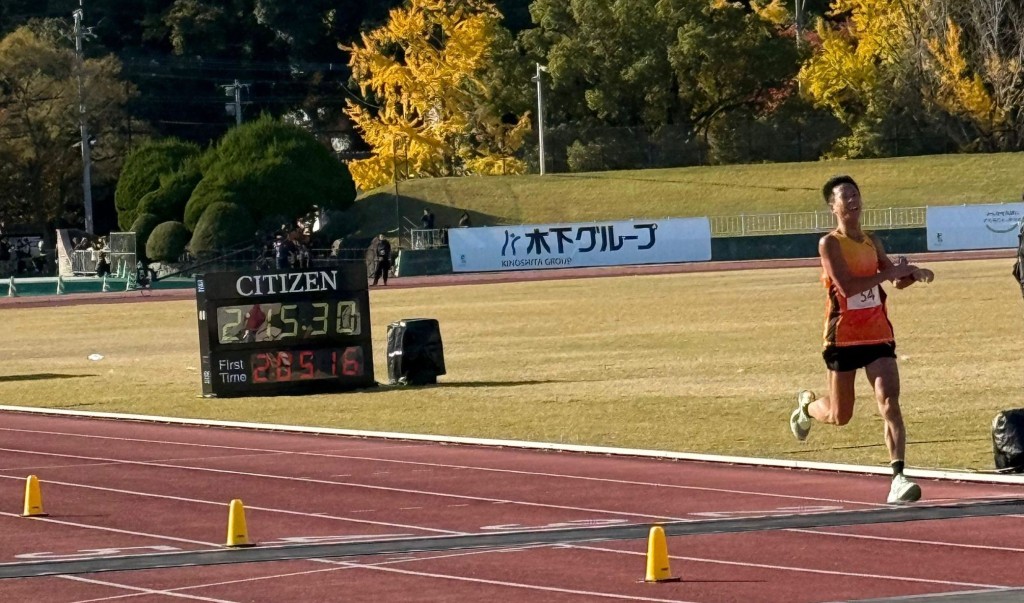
<box><xmin>820</xmin><ymin>234</ymin><xmax>912</xmax><ymax>297</ymax></box>
<box><xmin>894</xmin><ymin>267</ymin><xmax>935</xmax><ymax>289</ymax></box>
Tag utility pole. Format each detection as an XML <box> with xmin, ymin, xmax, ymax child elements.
<box><xmin>795</xmin><ymin>0</ymin><xmax>805</xmax><ymax>51</ymax></box>
<box><xmin>533</xmin><ymin>63</ymin><xmax>548</xmax><ymax>175</ymax></box>
<box><xmin>73</xmin><ymin>0</ymin><xmax>94</xmax><ymax>234</ymax></box>
<box><xmin>222</xmin><ymin>80</ymin><xmax>248</xmax><ymax>125</ymax></box>
<box><xmin>393</xmin><ymin>137</ymin><xmax>400</xmax><ymax>245</ymax></box>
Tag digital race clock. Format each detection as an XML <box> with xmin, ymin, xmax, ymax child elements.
<box><xmin>194</xmin><ymin>265</ymin><xmax>376</xmax><ymax>396</ymax></box>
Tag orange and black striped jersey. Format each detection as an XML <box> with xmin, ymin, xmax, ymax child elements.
<box><xmin>821</xmin><ymin>231</ymin><xmax>894</xmax><ymax>347</ymax></box>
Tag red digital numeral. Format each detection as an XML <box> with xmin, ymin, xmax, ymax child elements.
<box><xmin>274</xmin><ymin>352</ymin><xmax>292</xmax><ymax>381</ymax></box>
<box><xmin>341</xmin><ymin>347</ymin><xmax>363</xmax><ymax>376</ymax></box>
<box><xmin>299</xmin><ymin>350</ymin><xmax>314</xmax><ymax>379</ymax></box>
<box><xmin>252</xmin><ymin>353</ymin><xmax>271</xmax><ymax>383</ymax></box>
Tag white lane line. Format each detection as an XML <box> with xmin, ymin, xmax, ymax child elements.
<box><xmin>61</xmin><ymin>575</ymin><xmax>240</xmax><ymax>602</ymax></box>
<box><xmin>56</xmin><ymin>541</ymin><xmax>1023</xmax><ymax>603</ymax></box>
<box><xmin>0</xmin><ymin>427</ymin><xmax>954</xmax><ymax>508</ymax></box>
<box><xmin>63</xmin><ymin>545</ymin><xmax>561</xmax><ymax>603</ymax></box>
<box><xmin>787</xmin><ymin>528</ymin><xmax>1024</xmax><ymax>552</ymax></box>
<box><xmin>4</xmin><ymin>407</ymin><xmax>1021</xmax><ymax>486</ymax></box>
<box><xmin>316</xmin><ymin>558</ymin><xmax>698</xmax><ymax>602</ymax></box>
<box><xmin>0</xmin><ymin>449</ymin><xmax>694</xmax><ymax>522</ymax></box>
<box><xmin>0</xmin><ymin>511</ymin><xmax>217</xmax><ymax>547</ymax></box>
<box><xmin>0</xmin><ymin>477</ymin><xmax>465</xmax><ymax>536</ymax></box>
<box><xmin>570</xmin><ymin>544</ymin><xmax>1015</xmax><ymax>589</ymax></box>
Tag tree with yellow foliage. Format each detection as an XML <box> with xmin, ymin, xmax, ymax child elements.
<box><xmin>921</xmin><ymin>2</ymin><xmax>1023</xmax><ymax>150</ymax></box>
<box><xmin>343</xmin><ymin>0</ymin><xmax>530</xmax><ymax>190</ymax></box>
<box><xmin>799</xmin><ymin>0</ymin><xmax>1023</xmax><ymax>155</ymax></box>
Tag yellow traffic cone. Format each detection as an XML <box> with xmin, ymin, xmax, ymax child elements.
<box><xmin>101</xmin><ymin>275</ymin><xmax>110</xmax><ymax>292</ymax></box>
<box><xmin>6</xmin><ymin>277</ymin><xmax>15</xmax><ymax>297</ymax></box>
<box><xmin>22</xmin><ymin>475</ymin><xmax>47</xmax><ymax>517</ymax></box>
<box><xmin>225</xmin><ymin>499</ymin><xmax>253</xmax><ymax>547</ymax></box>
<box><xmin>56</xmin><ymin>275</ymin><xmax>65</xmax><ymax>295</ymax></box>
<box><xmin>643</xmin><ymin>525</ymin><xmax>679</xmax><ymax>582</ymax></box>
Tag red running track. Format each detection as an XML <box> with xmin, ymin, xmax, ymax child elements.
<box><xmin>1</xmin><ymin>410</ymin><xmax>1024</xmax><ymax>603</ymax></box>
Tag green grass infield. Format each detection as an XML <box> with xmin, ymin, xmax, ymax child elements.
<box><xmin>3</xmin><ymin>256</ymin><xmax>1021</xmax><ymax>472</ymax></box>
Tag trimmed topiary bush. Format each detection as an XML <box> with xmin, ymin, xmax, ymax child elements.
<box><xmin>196</xmin><ymin>115</ymin><xmax>356</xmax><ymax>226</ymax></box>
<box><xmin>114</xmin><ymin>139</ymin><xmax>201</xmax><ymax>230</ymax></box>
<box><xmin>188</xmin><ymin>202</ymin><xmax>257</xmax><ymax>255</ymax></box>
<box><xmin>146</xmin><ymin>221</ymin><xmax>191</xmax><ymax>263</ymax></box>
<box><xmin>183</xmin><ymin>178</ymin><xmax>239</xmax><ymax>231</ymax></box>
<box><xmin>129</xmin><ymin>212</ymin><xmax>162</xmax><ymax>262</ymax></box>
<box><xmin>136</xmin><ymin>162</ymin><xmax>202</xmax><ymax>223</ymax></box>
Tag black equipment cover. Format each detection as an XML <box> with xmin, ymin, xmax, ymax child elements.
<box><xmin>386</xmin><ymin>318</ymin><xmax>446</xmax><ymax>385</ymax></box>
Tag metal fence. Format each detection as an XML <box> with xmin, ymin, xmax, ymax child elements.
<box><xmin>709</xmin><ymin>207</ymin><xmax>927</xmax><ymax>237</ymax></box>
<box><xmin>410</xmin><ymin>229</ymin><xmax>448</xmax><ymax>249</ymax></box>
<box><xmin>70</xmin><ymin>232</ymin><xmax>137</xmax><ymax>275</ymax></box>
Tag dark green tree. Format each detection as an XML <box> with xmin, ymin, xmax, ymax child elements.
<box><xmin>0</xmin><ymin>22</ymin><xmax>135</xmax><ymax>234</ymax></box>
<box><xmin>518</xmin><ymin>0</ymin><xmax>801</xmax><ymax>167</ymax></box>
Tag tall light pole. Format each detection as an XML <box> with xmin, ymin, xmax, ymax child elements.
<box><xmin>73</xmin><ymin>0</ymin><xmax>94</xmax><ymax>234</ymax></box>
<box><xmin>533</xmin><ymin>63</ymin><xmax>548</xmax><ymax>175</ymax></box>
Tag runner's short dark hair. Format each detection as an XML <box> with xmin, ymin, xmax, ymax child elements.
<box><xmin>822</xmin><ymin>175</ymin><xmax>859</xmax><ymax>205</ymax></box>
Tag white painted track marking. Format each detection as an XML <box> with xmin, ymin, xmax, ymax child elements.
<box><xmin>3</xmin><ymin>437</ymin><xmax>1024</xmax><ymax>555</ymax></box>
<box><xmin>0</xmin><ymin>474</ymin><xmax>465</xmax><ymax>536</ymax></box>
<box><xmin>0</xmin><ymin>510</ymin><xmax>217</xmax><ymax>547</ymax></box>
<box><xmin>318</xmin><ymin>557</ymin><xmax>700</xmax><ymax>603</ymax></box>
<box><xmin>787</xmin><ymin>528</ymin><xmax>1024</xmax><ymax>553</ymax></box>
<box><xmin>62</xmin><ymin>574</ymin><xmax>240</xmax><ymax>602</ymax></box>
<box><xmin>571</xmin><ymin>544</ymin><xmax>1014</xmax><ymax>590</ymax></box>
<box><xmin>3</xmin><ymin>406</ymin><xmax>1022</xmax><ymax>485</ymax></box>
<box><xmin>0</xmin><ymin>426</ymin><xmax>935</xmax><ymax>509</ymax></box>
<box><xmin>0</xmin><ymin>448</ymin><xmax>697</xmax><ymax>522</ymax></box>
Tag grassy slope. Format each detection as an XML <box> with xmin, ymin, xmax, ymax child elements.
<box><xmin>348</xmin><ymin>152</ymin><xmax>1024</xmax><ymax>238</ymax></box>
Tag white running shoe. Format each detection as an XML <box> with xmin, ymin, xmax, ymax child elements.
<box><xmin>789</xmin><ymin>390</ymin><xmax>814</xmax><ymax>441</ymax></box>
<box><xmin>887</xmin><ymin>474</ymin><xmax>922</xmax><ymax>504</ymax></box>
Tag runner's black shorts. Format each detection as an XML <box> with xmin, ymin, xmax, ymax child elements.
<box><xmin>822</xmin><ymin>342</ymin><xmax>896</xmax><ymax>372</ymax></box>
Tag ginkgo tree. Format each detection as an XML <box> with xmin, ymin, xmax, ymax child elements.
<box><xmin>343</xmin><ymin>0</ymin><xmax>530</xmax><ymax>190</ymax></box>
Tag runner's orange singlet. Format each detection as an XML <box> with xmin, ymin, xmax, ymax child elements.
<box><xmin>822</xmin><ymin>231</ymin><xmax>894</xmax><ymax>347</ymax></box>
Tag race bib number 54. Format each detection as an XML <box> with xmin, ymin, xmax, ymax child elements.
<box><xmin>847</xmin><ymin>286</ymin><xmax>881</xmax><ymax>310</ymax></box>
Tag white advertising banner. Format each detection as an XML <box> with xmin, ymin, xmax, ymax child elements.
<box><xmin>926</xmin><ymin>203</ymin><xmax>1024</xmax><ymax>251</ymax></box>
<box><xmin>447</xmin><ymin>218</ymin><xmax>712</xmax><ymax>273</ymax></box>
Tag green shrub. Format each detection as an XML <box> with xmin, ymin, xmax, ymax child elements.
<box><xmin>146</xmin><ymin>221</ymin><xmax>191</xmax><ymax>262</ymax></box>
<box><xmin>197</xmin><ymin>115</ymin><xmax>356</xmax><ymax>224</ymax></box>
<box><xmin>129</xmin><ymin>212</ymin><xmax>162</xmax><ymax>262</ymax></box>
<box><xmin>114</xmin><ymin>139</ymin><xmax>201</xmax><ymax>230</ymax></box>
<box><xmin>183</xmin><ymin>178</ymin><xmax>238</xmax><ymax>231</ymax></box>
<box><xmin>137</xmin><ymin>162</ymin><xmax>202</xmax><ymax>223</ymax></box>
<box><xmin>188</xmin><ymin>202</ymin><xmax>257</xmax><ymax>255</ymax></box>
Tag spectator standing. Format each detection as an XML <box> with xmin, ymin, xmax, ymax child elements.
<box><xmin>273</xmin><ymin>235</ymin><xmax>293</xmax><ymax>271</ymax></box>
<box><xmin>33</xmin><ymin>239</ymin><xmax>46</xmax><ymax>274</ymax></box>
<box><xmin>95</xmin><ymin>251</ymin><xmax>111</xmax><ymax>277</ymax></box>
<box><xmin>371</xmin><ymin>233</ymin><xmax>392</xmax><ymax>286</ymax></box>
<box><xmin>421</xmin><ymin>209</ymin><xmax>435</xmax><ymax>230</ymax></box>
